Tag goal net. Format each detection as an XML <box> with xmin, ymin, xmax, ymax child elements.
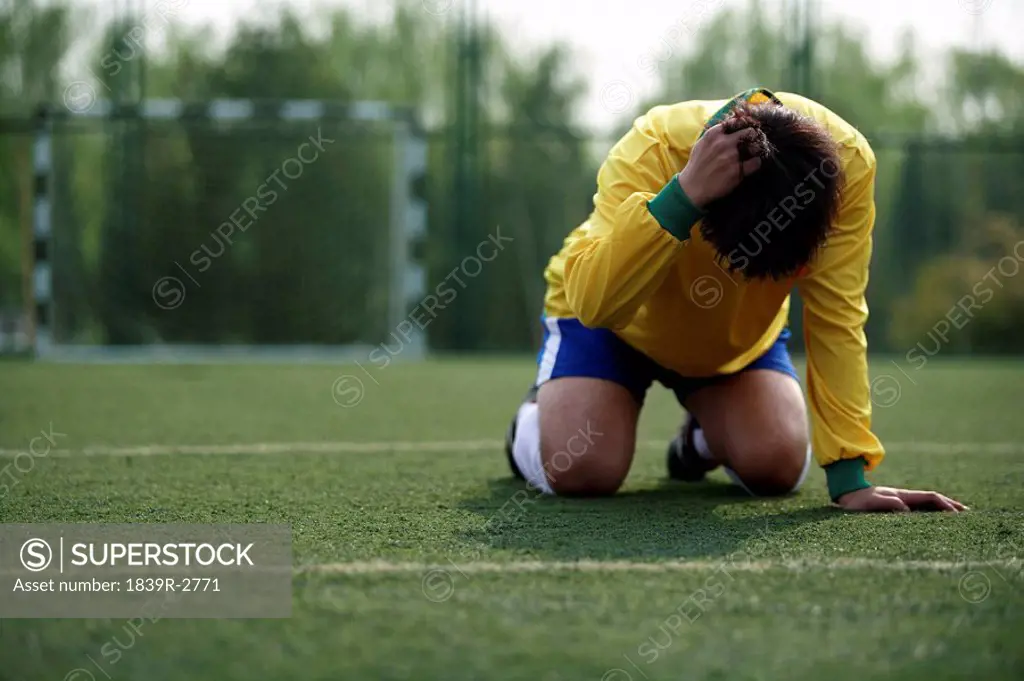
<box><xmin>31</xmin><ymin>99</ymin><xmax>427</xmax><ymax>361</ymax></box>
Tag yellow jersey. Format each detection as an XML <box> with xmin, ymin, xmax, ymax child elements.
<box><xmin>542</xmin><ymin>91</ymin><xmax>882</xmax><ymax>477</ymax></box>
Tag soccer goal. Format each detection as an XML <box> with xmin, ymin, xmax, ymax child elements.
<box><xmin>29</xmin><ymin>98</ymin><xmax>427</xmax><ymax>362</ymax></box>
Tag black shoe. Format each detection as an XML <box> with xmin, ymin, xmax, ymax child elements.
<box><xmin>505</xmin><ymin>385</ymin><xmax>539</xmax><ymax>480</ymax></box>
<box><xmin>666</xmin><ymin>415</ymin><xmax>718</xmax><ymax>482</ymax></box>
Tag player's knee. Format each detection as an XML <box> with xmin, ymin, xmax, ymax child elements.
<box><xmin>730</xmin><ymin>431</ymin><xmax>808</xmax><ymax>497</ymax></box>
<box><xmin>542</xmin><ymin>441</ymin><xmax>631</xmax><ymax>497</ymax></box>
<box><xmin>548</xmin><ymin>469</ymin><xmax>625</xmax><ymax>497</ymax></box>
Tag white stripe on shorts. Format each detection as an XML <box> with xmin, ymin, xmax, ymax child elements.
<box><xmin>536</xmin><ymin>317</ymin><xmax>563</xmax><ymax>384</ymax></box>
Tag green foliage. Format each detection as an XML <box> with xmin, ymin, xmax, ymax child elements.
<box><xmin>650</xmin><ymin>1</ymin><xmax>931</xmax><ymax>135</ymax></box>
<box><xmin>888</xmin><ymin>216</ymin><xmax>1024</xmax><ymax>355</ymax></box>
<box><xmin>947</xmin><ymin>49</ymin><xmax>1024</xmax><ymax>132</ymax></box>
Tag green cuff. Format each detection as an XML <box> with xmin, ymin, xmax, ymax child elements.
<box><xmin>825</xmin><ymin>457</ymin><xmax>871</xmax><ymax>502</ymax></box>
<box><xmin>646</xmin><ymin>176</ymin><xmax>704</xmax><ymax>241</ymax></box>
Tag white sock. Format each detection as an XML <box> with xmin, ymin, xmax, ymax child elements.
<box><xmin>512</xmin><ymin>402</ymin><xmax>554</xmax><ymax>495</ymax></box>
<box><xmin>692</xmin><ymin>426</ymin><xmax>715</xmax><ymax>461</ymax></box>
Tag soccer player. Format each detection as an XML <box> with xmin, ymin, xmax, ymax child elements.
<box><xmin>504</xmin><ymin>88</ymin><xmax>966</xmax><ymax>513</ymax></box>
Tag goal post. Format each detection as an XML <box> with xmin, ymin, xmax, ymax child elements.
<box><xmin>30</xmin><ymin>99</ymin><xmax>427</xmax><ymax>361</ymax></box>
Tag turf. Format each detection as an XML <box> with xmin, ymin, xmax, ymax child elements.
<box><xmin>0</xmin><ymin>358</ymin><xmax>1022</xmax><ymax>680</ymax></box>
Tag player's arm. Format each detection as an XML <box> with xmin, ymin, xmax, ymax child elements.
<box><xmin>563</xmin><ymin>121</ymin><xmax>760</xmax><ymax>329</ymax></box>
<box><xmin>797</xmin><ymin>146</ymin><xmax>966</xmax><ymax>513</ymax></box>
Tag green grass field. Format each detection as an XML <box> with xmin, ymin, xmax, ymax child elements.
<box><xmin>1</xmin><ymin>358</ymin><xmax>1022</xmax><ymax>680</ymax></box>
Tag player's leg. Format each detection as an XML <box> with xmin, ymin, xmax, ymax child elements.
<box><xmin>681</xmin><ymin>368</ymin><xmax>811</xmax><ymax>496</ymax></box>
<box><xmin>505</xmin><ymin>318</ymin><xmax>653</xmax><ymax>496</ymax></box>
<box><xmin>666</xmin><ymin>328</ymin><xmax>811</xmax><ymax>495</ymax></box>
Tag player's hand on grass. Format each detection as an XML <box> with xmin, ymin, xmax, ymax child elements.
<box><xmin>677</xmin><ymin>123</ymin><xmax>764</xmax><ymax>209</ymax></box>
<box><xmin>836</xmin><ymin>486</ymin><xmax>968</xmax><ymax>513</ymax></box>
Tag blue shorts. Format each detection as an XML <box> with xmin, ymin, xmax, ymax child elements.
<box><xmin>535</xmin><ymin>317</ymin><xmax>799</xmax><ymax>406</ymax></box>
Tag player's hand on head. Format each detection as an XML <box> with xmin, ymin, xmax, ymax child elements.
<box><xmin>835</xmin><ymin>486</ymin><xmax>968</xmax><ymax>513</ymax></box>
<box><xmin>677</xmin><ymin>123</ymin><xmax>763</xmax><ymax>209</ymax></box>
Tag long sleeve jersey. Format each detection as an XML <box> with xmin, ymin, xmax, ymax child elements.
<box><xmin>541</xmin><ymin>90</ymin><xmax>881</xmax><ymax>495</ymax></box>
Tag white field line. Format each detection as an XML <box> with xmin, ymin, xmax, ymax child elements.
<box><xmin>299</xmin><ymin>558</ymin><xmax>1021</xmax><ymax>575</ymax></box>
<box><xmin>1</xmin><ymin>558</ymin><xmax>1015</xmax><ymax>579</ymax></box>
<box><xmin>0</xmin><ymin>440</ymin><xmax>1022</xmax><ymax>458</ymax></box>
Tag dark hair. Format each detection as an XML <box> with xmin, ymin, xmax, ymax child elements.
<box><xmin>699</xmin><ymin>102</ymin><xmax>844</xmax><ymax>280</ymax></box>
